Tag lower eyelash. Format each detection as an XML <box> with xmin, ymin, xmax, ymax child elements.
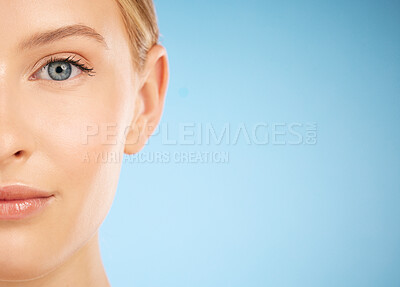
<box><xmin>44</xmin><ymin>55</ymin><xmax>96</xmax><ymax>76</ymax></box>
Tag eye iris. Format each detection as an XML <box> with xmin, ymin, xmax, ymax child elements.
<box><xmin>48</xmin><ymin>62</ymin><xmax>72</xmax><ymax>81</ymax></box>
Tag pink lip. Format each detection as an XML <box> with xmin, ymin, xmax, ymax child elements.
<box><xmin>0</xmin><ymin>184</ymin><xmax>54</xmax><ymax>220</ymax></box>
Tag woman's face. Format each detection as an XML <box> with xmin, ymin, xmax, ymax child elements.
<box><xmin>0</xmin><ymin>0</ymin><xmax>149</xmax><ymax>280</ymax></box>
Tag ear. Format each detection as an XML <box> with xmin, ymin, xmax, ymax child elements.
<box><xmin>124</xmin><ymin>45</ymin><xmax>169</xmax><ymax>155</ymax></box>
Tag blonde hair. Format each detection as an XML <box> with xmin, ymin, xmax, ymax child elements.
<box><xmin>115</xmin><ymin>0</ymin><xmax>159</xmax><ymax>71</ymax></box>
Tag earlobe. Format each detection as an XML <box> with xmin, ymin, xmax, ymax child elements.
<box><xmin>124</xmin><ymin>44</ymin><xmax>169</xmax><ymax>155</ymax></box>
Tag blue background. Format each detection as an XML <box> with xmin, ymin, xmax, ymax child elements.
<box><xmin>100</xmin><ymin>1</ymin><xmax>400</xmax><ymax>286</ymax></box>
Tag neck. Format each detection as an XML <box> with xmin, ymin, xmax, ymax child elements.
<box><xmin>0</xmin><ymin>232</ymin><xmax>110</xmax><ymax>287</ymax></box>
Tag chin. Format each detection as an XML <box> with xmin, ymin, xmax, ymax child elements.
<box><xmin>0</xmin><ymin>229</ymin><xmax>61</xmax><ymax>282</ymax></box>
<box><xmin>0</xmin><ymin>253</ymin><xmax>54</xmax><ymax>282</ymax></box>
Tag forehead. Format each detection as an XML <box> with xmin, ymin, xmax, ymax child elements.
<box><xmin>0</xmin><ymin>0</ymin><xmax>126</xmax><ymax>52</ymax></box>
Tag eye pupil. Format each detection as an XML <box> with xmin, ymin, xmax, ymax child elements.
<box><xmin>48</xmin><ymin>61</ymin><xmax>72</xmax><ymax>81</ymax></box>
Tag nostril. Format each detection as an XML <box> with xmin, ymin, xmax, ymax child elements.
<box><xmin>14</xmin><ymin>150</ymin><xmax>23</xmax><ymax>157</ymax></box>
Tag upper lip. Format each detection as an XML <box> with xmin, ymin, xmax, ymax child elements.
<box><xmin>0</xmin><ymin>184</ymin><xmax>54</xmax><ymax>201</ymax></box>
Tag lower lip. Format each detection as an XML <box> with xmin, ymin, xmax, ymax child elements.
<box><xmin>0</xmin><ymin>197</ymin><xmax>54</xmax><ymax>220</ymax></box>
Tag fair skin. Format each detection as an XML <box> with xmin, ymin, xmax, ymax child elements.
<box><xmin>0</xmin><ymin>0</ymin><xmax>168</xmax><ymax>286</ymax></box>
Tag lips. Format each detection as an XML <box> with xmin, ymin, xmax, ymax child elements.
<box><xmin>0</xmin><ymin>184</ymin><xmax>54</xmax><ymax>220</ymax></box>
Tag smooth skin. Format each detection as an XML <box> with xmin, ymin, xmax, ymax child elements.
<box><xmin>0</xmin><ymin>0</ymin><xmax>168</xmax><ymax>286</ymax></box>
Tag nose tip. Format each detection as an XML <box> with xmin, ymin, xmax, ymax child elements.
<box><xmin>0</xmin><ymin>132</ymin><xmax>31</xmax><ymax>167</ymax></box>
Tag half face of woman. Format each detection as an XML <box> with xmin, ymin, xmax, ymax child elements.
<box><xmin>0</xmin><ymin>0</ymin><xmax>139</xmax><ymax>280</ymax></box>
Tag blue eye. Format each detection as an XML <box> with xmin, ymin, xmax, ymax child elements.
<box><xmin>32</xmin><ymin>56</ymin><xmax>95</xmax><ymax>81</ymax></box>
<box><xmin>48</xmin><ymin>61</ymin><xmax>72</xmax><ymax>81</ymax></box>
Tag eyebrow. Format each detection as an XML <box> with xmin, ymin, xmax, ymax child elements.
<box><xmin>18</xmin><ymin>24</ymin><xmax>109</xmax><ymax>51</ymax></box>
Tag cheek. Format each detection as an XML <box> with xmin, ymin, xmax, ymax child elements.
<box><xmin>40</xmin><ymin>86</ymin><xmax>130</xmax><ymax>224</ymax></box>
<box><xmin>25</xmin><ymin>75</ymin><xmax>134</xmax><ymax>259</ymax></box>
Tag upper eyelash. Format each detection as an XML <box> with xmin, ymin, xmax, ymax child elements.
<box><xmin>42</xmin><ymin>55</ymin><xmax>96</xmax><ymax>76</ymax></box>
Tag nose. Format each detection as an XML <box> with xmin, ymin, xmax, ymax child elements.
<box><xmin>0</xmin><ymin>108</ymin><xmax>33</xmax><ymax>168</ymax></box>
<box><xmin>0</xmin><ymin>83</ymin><xmax>34</xmax><ymax>169</ymax></box>
<box><xmin>0</xmin><ymin>130</ymin><xmax>29</xmax><ymax>165</ymax></box>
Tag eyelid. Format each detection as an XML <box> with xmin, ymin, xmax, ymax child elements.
<box><xmin>28</xmin><ymin>53</ymin><xmax>95</xmax><ymax>81</ymax></box>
